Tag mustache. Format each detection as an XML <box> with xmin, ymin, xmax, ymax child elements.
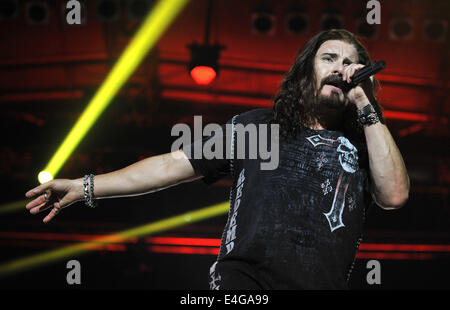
<box><xmin>319</xmin><ymin>75</ymin><xmax>346</xmax><ymax>91</ymax></box>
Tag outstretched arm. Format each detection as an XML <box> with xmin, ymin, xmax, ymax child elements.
<box><xmin>25</xmin><ymin>150</ymin><xmax>200</xmax><ymax>222</ymax></box>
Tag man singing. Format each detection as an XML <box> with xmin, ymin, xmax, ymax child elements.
<box><xmin>25</xmin><ymin>29</ymin><xmax>409</xmax><ymax>289</ymax></box>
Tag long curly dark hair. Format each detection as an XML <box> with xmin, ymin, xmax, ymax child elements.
<box><xmin>272</xmin><ymin>29</ymin><xmax>383</xmax><ymax>143</ymax></box>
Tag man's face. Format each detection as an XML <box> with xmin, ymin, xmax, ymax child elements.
<box><xmin>314</xmin><ymin>40</ymin><xmax>359</xmax><ymax>109</ymax></box>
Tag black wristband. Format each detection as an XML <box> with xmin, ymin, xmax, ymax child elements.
<box><xmin>370</xmin><ymin>99</ymin><xmax>385</xmax><ymax>124</ymax></box>
<box><xmin>357</xmin><ymin>104</ymin><xmax>380</xmax><ymax>126</ymax></box>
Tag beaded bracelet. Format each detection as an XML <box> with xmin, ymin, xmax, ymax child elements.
<box><xmin>83</xmin><ymin>174</ymin><xmax>97</xmax><ymax>208</ymax></box>
<box><xmin>83</xmin><ymin>174</ymin><xmax>89</xmax><ymax>205</ymax></box>
<box><xmin>89</xmin><ymin>174</ymin><xmax>98</xmax><ymax>208</ymax></box>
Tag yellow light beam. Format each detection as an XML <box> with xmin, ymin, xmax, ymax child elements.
<box><xmin>40</xmin><ymin>0</ymin><xmax>190</xmax><ymax>182</ymax></box>
<box><xmin>0</xmin><ymin>201</ymin><xmax>229</xmax><ymax>278</ymax></box>
<box><xmin>0</xmin><ymin>199</ymin><xmax>29</xmax><ymax>215</ymax></box>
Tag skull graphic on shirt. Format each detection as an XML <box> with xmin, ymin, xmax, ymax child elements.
<box><xmin>336</xmin><ymin>136</ymin><xmax>358</xmax><ymax>173</ymax></box>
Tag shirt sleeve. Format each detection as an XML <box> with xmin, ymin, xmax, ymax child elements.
<box><xmin>181</xmin><ymin>118</ymin><xmax>235</xmax><ymax>185</ymax></box>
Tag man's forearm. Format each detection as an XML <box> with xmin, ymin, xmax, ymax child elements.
<box><xmin>77</xmin><ymin>150</ymin><xmax>199</xmax><ymax>200</ymax></box>
<box><xmin>363</xmin><ymin>121</ymin><xmax>410</xmax><ymax>209</ymax></box>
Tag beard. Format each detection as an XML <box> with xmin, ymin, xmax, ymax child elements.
<box><xmin>317</xmin><ymin>91</ymin><xmax>346</xmax><ymax>111</ymax></box>
<box><xmin>317</xmin><ymin>74</ymin><xmax>348</xmax><ymax>111</ymax></box>
<box><xmin>313</xmin><ymin>84</ymin><xmax>350</xmax><ymax>131</ymax></box>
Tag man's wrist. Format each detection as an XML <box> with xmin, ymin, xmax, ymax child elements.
<box><xmin>357</xmin><ymin>103</ymin><xmax>380</xmax><ymax>126</ymax></box>
<box><xmin>354</xmin><ymin>96</ymin><xmax>371</xmax><ymax>110</ymax></box>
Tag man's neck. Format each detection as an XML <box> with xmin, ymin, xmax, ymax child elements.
<box><xmin>310</xmin><ymin>110</ymin><xmax>345</xmax><ymax>131</ymax></box>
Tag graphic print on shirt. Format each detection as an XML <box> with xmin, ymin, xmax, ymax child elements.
<box><xmin>306</xmin><ymin>134</ymin><xmax>359</xmax><ymax>232</ymax></box>
<box><xmin>321</xmin><ymin>178</ymin><xmax>333</xmax><ymax>195</ymax></box>
<box><xmin>336</xmin><ymin>136</ymin><xmax>358</xmax><ymax>173</ymax></box>
<box><xmin>347</xmin><ymin>193</ymin><xmax>356</xmax><ymax>212</ymax></box>
<box><xmin>315</xmin><ymin>152</ymin><xmax>329</xmax><ymax>171</ymax></box>
<box><xmin>209</xmin><ymin>261</ymin><xmax>221</xmax><ymax>290</ymax></box>
<box><xmin>225</xmin><ymin>168</ymin><xmax>246</xmax><ymax>254</ymax></box>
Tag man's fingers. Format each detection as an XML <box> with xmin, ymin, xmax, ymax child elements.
<box><xmin>349</xmin><ymin>68</ymin><xmax>356</xmax><ymax>83</ymax></box>
<box><xmin>54</xmin><ymin>194</ymin><xmax>69</xmax><ymax>210</ymax></box>
<box><xmin>25</xmin><ymin>187</ymin><xmax>43</xmax><ymax>198</ymax></box>
<box><xmin>41</xmin><ymin>195</ymin><xmax>68</xmax><ymax>223</ymax></box>
<box><xmin>43</xmin><ymin>206</ymin><xmax>61</xmax><ymax>223</ymax></box>
<box><xmin>26</xmin><ymin>189</ymin><xmax>52</xmax><ymax>213</ymax></box>
<box><xmin>43</xmin><ymin>210</ymin><xmax>55</xmax><ymax>223</ymax></box>
<box><xmin>25</xmin><ymin>181</ymin><xmax>66</xmax><ymax>223</ymax></box>
<box><xmin>345</xmin><ymin>67</ymin><xmax>355</xmax><ymax>83</ymax></box>
<box><xmin>25</xmin><ymin>194</ymin><xmax>46</xmax><ymax>210</ymax></box>
<box><xmin>347</xmin><ymin>64</ymin><xmax>365</xmax><ymax>83</ymax></box>
<box><xmin>29</xmin><ymin>202</ymin><xmax>52</xmax><ymax>214</ymax></box>
<box><xmin>25</xmin><ymin>182</ymin><xmax>53</xmax><ymax>198</ymax></box>
<box><xmin>26</xmin><ymin>189</ymin><xmax>52</xmax><ymax>207</ymax></box>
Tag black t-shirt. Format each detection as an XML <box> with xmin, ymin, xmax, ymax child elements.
<box><xmin>183</xmin><ymin>108</ymin><xmax>373</xmax><ymax>289</ymax></box>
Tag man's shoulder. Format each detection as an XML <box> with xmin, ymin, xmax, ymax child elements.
<box><xmin>235</xmin><ymin>108</ymin><xmax>273</xmax><ymax>125</ymax></box>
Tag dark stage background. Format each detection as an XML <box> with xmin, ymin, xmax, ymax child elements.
<box><xmin>0</xmin><ymin>0</ymin><xmax>449</xmax><ymax>290</ymax></box>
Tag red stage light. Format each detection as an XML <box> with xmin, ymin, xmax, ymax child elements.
<box><xmin>190</xmin><ymin>65</ymin><xmax>217</xmax><ymax>85</ymax></box>
<box><xmin>146</xmin><ymin>236</ymin><xmax>221</xmax><ymax>246</ymax></box>
<box><xmin>149</xmin><ymin>245</ymin><xmax>219</xmax><ymax>255</ymax></box>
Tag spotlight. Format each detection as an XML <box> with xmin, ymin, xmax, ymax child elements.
<box><xmin>251</xmin><ymin>6</ymin><xmax>276</xmax><ymax>35</ymax></box>
<box><xmin>423</xmin><ymin>19</ymin><xmax>447</xmax><ymax>42</ymax></box>
<box><xmin>127</xmin><ymin>0</ymin><xmax>153</xmax><ymax>21</ymax></box>
<box><xmin>0</xmin><ymin>0</ymin><xmax>18</xmax><ymax>20</ymax></box>
<box><xmin>38</xmin><ymin>171</ymin><xmax>53</xmax><ymax>184</ymax></box>
<box><xmin>190</xmin><ymin>66</ymin><xmax>216</xmax><ymax>85</ymax></box>
<box><xmin>96</xmin><ymin>0</ymin><xmax>120</xmax><ymax>22</ymax></box>
<box><xmin>26</xmin><ymin>1</ymin><xmax>50</xmax><ymax>25</ymax></box>
<box><xmin>285</xmin><ymin>9</ymin><xmax>308</xmax><ymax>35</ymax></box>
<box><xmin>389</xmin><ymin>13</ymin><xmax>413</xmax><ymax>40</ymax></box>
<box><xmin>320</xmin><ymin>9</ymin><xmax>343</xmax><ymax>31</ymax></box>
<box><xmin>187</xmin><ymin>43</ymin><xmax>225</xmax><ymax>85</ymax></box>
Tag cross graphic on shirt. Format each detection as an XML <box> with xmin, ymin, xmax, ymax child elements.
<box><xmin>316</xmin><ymin>152</ymin><xmax>328</xmax><ymax>171</ymax></box>
<box><xmin>306</xmin><ymin>134</ymin><xmax>356</xmax><ymax>232</ymax></box>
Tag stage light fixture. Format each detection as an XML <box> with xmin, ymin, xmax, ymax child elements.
<box><xmin>320</xmin><ymin>9</ymin><xmax>343</xmax><ymax>31</ymax></box>
<box><xmin>127</xmin><ymin>0</ymin><xmax>153</xmax><ymax>21</ymax></box>
<box><xmin>0</xmin><ymin>0</ymin><xmax>18</xmax><ymax>20</ymax></box>
<box><xmin>423</xmin><ymin>19</ymin><xmax>447</xmax><ymax>42</ymax></box>
<box><xmin>285</xmin><ymin>9</ymin><xmax>308</xmax><ymax>35</ymax></box>
<box><xmin>187</xmin><ymin>43</ymin><xmax>224</xmax><ymax>85</ymax></box>
<box><xmin>187</xmin><ymin>0</ymin><xmax>225</xmax><ymax>85</ymax></box>
<box><xmin>96</xmin><ymin>0</ymin><xmax>120</xmax><ymax>22</ymax></box>
<box><xmin>389</xmin><ymin>12</ymin><xmax>414</xmax><ymax>40</ymax></box>
<box><xmin>26</xmin><ymin>1</ymin><xmax>50</xmax><ymax>25</ymax></box>
<box><xmin>251</xmin><ymin>5</ymin><xmax>276</xmax><ymax>35</ymax></box>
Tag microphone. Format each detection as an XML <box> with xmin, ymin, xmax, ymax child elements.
<box><xmin>342</xmin><ymin>60</ymin><xmax>386</xmax><ymax>92</ymax></box>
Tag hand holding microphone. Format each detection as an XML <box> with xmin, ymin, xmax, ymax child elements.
<box><xmin>341</xmin><ymin>60</ymin><xmax>386</xmax><ymax>92</ymax></box>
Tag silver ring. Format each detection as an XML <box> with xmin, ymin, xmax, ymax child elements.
<box><xmin>43</xmin><ymin>192</ymin><xmax>48</xmax><ymax>201</ymax></box>
<box><xmin>53</xmin><ymin>207</ymin><xmax>60</xmax><ymax>214</ymax></box>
